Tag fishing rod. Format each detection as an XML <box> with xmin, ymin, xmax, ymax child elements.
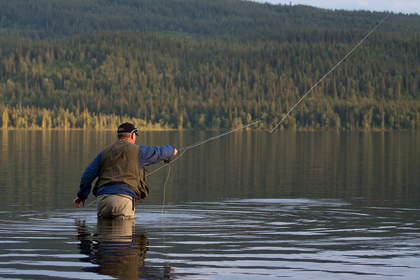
<box><xmin>147</xmin><ymin>121</ymin><xmax>261</xmax><ymax>176</ymax></box>
<box><xmin>177</xmin><ymin>121</ymin><xmax>260</xmax><ymax>151</ymax></box>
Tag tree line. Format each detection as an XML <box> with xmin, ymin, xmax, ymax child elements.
<box><xmin>0</xmin><ymin>30</ymin><xmax>419</xmax><ymax>130</ymax></box>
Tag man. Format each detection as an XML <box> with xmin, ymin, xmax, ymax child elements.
<box><xmin>73</xmin><ymin>122</ymin><xmax>177</xmax><ymax>220</ymax></box>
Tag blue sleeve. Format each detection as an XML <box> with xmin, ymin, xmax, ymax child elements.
<box><xmin>77</xmin><ymin>152</ymin><xmax>102</xmax><ymax>200</ymax></box>
<box><xmin>138</xmin><ymin>145</ymin><xmax>175</xmax><ymax>168</ymax></box>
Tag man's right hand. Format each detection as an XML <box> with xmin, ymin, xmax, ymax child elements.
<box><xmin>73</xmin><ymin>197</ymin><xmax>86</xmax><ymax>208</ymax></box>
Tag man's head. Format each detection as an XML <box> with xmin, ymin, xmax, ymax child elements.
<box><xmin>117</xmin><ymin>123</ymin><xmax>139</xmax><ymax>143</ymax></box>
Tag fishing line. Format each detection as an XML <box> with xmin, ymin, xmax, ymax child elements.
<box><xmin>81</xmin><ymin>12</ymin><xmax>395</xmax><ymax>212</ymax></box>
<box><xmin>371</xmin><ymin>30</ymin><xmax>420</xmax><ymax>62</ymax></box>
<box><xmin>76</xmin><ymin>199</ymin><xmax>96</xmax><ymax>212</ymax></box>
<box><xmin>268</xmin><ymin>12</ymin><xmax>392</xmax><ymax>133</ymax></box>
<box><xmin>150</xmin><ymin>12</ymin><xmax>393</xmax><ymax>160</ymax></box>
<box><xmin>150</xmin><ymin>12</ymin><xmax>394</xmax><ymax>213</ymax></box>
<box><xmin>161</xmin><ymin>163</ymin><xmax>171</xmax><ymax>214</ymax></box>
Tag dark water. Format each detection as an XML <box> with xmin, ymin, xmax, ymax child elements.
<box><xmin>0</xmin><ymin>130</ymin><xmax>419</xmax><ymax>279</ymax></box>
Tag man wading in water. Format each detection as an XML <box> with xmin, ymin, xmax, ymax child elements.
<box><xmin>73</xmin><ymin>123</ymin><xmax>177</xmax><ymax>219</ymax></box>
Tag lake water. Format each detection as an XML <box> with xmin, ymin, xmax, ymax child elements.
<box><xmin>0</xmin><ymin>130</ymin><xmax>419</xmax><ymax>279</ymax></box>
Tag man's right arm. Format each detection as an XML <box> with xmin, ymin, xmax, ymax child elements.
<box><xmin>76</xmin><ymin>152</ymin><xmax>102</xmax><ymax>202</ymax></box>
<box><xmin>138</xmin><ymin>145</ymin><xmax>177</xmax><ymax>168</ymax></box>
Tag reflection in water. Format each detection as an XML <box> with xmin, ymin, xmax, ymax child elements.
<box><xmin>0</xmin><ymin>130</ymin><xmax>419</xmax><ymax>210</ymax></box>
<box><xmin>0</xmin><ymin>131</ymin><xmax>419</xmax><ymax>279</ymax></box>
<box><xmin>76</xmin><ymin>219</ymin><xmax>172</xmax><ymax>279</ymax></box>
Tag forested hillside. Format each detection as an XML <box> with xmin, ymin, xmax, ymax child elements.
<box><xmin>0</xmin><ymin>0</ymin><xmax>419</xmax><ymax>130</ymax></box>
<box><xmin>1</xmin><ymin>31</ymin><xmax>419</xmax><ymax>130</ymax></box>
<box><xmin>0</xmin><ymin>0</ymin><xmax>419</xmax><ymax>40</ymax></box>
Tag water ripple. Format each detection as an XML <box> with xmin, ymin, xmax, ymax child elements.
<box><xmin>0</xmin><ymin>199</ymin><xmax>419</xmax><ymax>279</ymax></box>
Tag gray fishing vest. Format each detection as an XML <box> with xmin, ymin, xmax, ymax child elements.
<box><xmin>92</xmin><ymin>140</ymin><xmax>149</xmax><ymax>199</ymax></box>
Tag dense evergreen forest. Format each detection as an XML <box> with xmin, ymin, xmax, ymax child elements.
<box><xmin>0</xmin><ymin>0</ymin><xmax>419</xmax><ymax>130</ymax></box>
<box><xmin>1</xmin><ymin>0</ymin><xmax>419</xmax><ymax>40</ymax></box>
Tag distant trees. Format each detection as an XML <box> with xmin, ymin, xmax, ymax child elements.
<box><xmin>0</xmin><ymin>102</ymin><xmax>163</xmax><ymax>130</ymax></box>
<box><xmin>0</xmin><ymin>30</ymin><xmax>419</xmax><ymax>130</ymax></box>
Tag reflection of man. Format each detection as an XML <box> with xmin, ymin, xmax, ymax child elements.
<box><xmin>73</xmin><ymin>122</ymin><xmax>177</xmax><ymax>219</ymax></box>
<box><xmin>76</xmin><ymin>219</ymin><xmax>172</xmax><ymax>279</ymax></box>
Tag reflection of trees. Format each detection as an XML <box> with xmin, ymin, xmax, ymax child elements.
<box><xmin>75</xmin><ymin>219</ymin><xmax>172</xmax><ymax>279</ymax></box>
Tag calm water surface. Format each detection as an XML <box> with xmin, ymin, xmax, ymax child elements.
<box><xmin>0</xmin><ymin>130</ymin><xmax>419</xmax><ymax>279</ymax></box>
